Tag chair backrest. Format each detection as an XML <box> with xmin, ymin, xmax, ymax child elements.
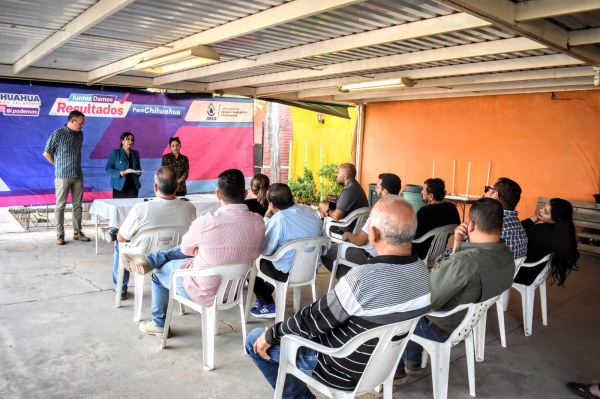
<box><xmin>514</xmin><ymin>256</ymin><xmax>527</xmax><ymax>277</ymax></box>
<box><xmin>125</xmin><ymin>228</ymin><xmax>188</xmax><ymax>254</ymax></box>
<box><xmin>283</xmin><ymin>237</ymin><xmax>331</xmax><ymax>285</ymax></box>
<box><xmin>520</xmin><ymin>253</ymin><xmax>553</xmax><ymax>288</ymax></box>
<box><xmin>353</xmin><ymin>317</ymin><xmax>420</xmax><ymax>394</ymax></box>
<box><xmin>210</xmin><ymin>263</ymin><xmax>253</xmax><ymax>310</ymax></box>
<box><xmin>413</xmin><ymin>224</ymin><xmax>457</xmax><ymax>266</ymax></box>
<box><xmin>324</xmin><ymin>206</ymin><xmax>372</xmax><ymax>236</ymax></box>
<box><xmin>438</xmin><ymin>295</ymin><xmax>500</xmax><ymax>346</ymax></box>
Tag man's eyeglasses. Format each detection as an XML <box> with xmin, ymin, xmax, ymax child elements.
<box><xmin>484</xmin><ymin>185</ymin><xmax>496</xmax><ymax>193</ymax></box>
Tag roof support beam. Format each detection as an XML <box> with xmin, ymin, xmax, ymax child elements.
<box><xmin>88</xmin><ymin>0</ymin><xmax>363</xmax><ymax>84</ymax></box>
<box><xmin>254</xmin><ymin>54</ymin><xmax>582</xmax><ymax>96</ymax></box>
<box><xmin>440</xmin><ymin>0</ymin><xmax>600</xmax><ymax>64</ymax></box>
<box><xmin>207</xmin><ymin>37</ymin><xmax>545</xmax><ymax>90</ymax></box>
<box><xmin>13</xmin><ymin>0</ymin><xmax>135</xmax><ymax>74</ymax></box>
<box><xmin>569</xmin><ymin>27</ymin><xmax>600</xmax><ymax>46</ymax></box>
<box><xmin>515</xmin><ymin>0</ymin><xmax>600</xmax><ymax>21</ymax></box>
<box><xmin>154</xmin><ymin>12</ymin><xmax>490</xmax><ymax>85</ymax></box>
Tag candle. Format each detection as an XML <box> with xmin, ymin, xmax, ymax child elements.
<box><xmin>452</xmin><ymin>160</ymin><xmax>456</xmax><ymax>195</ymax></box>
<box><xmin>465</xmin><ymin>160</ymin><xmax>471</xmax><ymax>197</ymax></box>
<box><xmin>486</xmin><ymin>161</ymin><xmax>491</xmax><ymax>186</ymax></box>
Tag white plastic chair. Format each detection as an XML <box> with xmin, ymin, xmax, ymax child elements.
<box><xmin>160</xmin><ymin>263</ymin><xmax>253</xmax><ymax>371</ymax></box>
<box><xmin>509</xmin><ymin>254</ymin><xmax>554</xmax><ymax>336</ymax></box>
<box><xmin>322</xmin><ymin>206</ymin><xmax>371</xmax><ymax>237</ymax></box>
<box><xmin>482</xmin><ymin>255</ymin><xmax>527</xmax><ymax>357</ymax></box>
<box><xmin>274</xmin><ymin>317</ymin><xmax>421</xmax><ymax>399</ymax></box>
<box><xmin>412</xmin><ymin>224</ymin><xmax>458</xmax><ymax>268</ymax></box>
<box><xmin>323</xmin><ymin>207</ymin><xmax>371</xmax><ymax>291</ymax></box>
<box><xmin>115</xmin><ymin>228</ymin><xmax>187</xmax><ymax>322</ymax></box>
<box><xmin>327</xmin><ymin>241</ymin><xmax>374</xmax><ymax>292</ymax></box>
<box><xmin>246</xmin><ymin>236</ymin><xmax>331</xmax><ymax>323</ymax></box>
<box><xmin>412</xmin><ymin>295</ymin><xmax>500</xmax><ymax>399</ymax></box>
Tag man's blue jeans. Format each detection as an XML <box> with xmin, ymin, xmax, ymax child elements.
<box><xmin>398</xmin><ymin>317</ymin><xmax>450</xmax><ymax>370</ymax></box>
<box><xmin>245</xmin><ymin>328</ymin><xmax>318</xmax><ymax>399</ymax></box>
<box><xmin>112</xmin><ymin>242</ymin><xmax>128</xmax><ymax>294</ymax></box>
<box><xmin>144</xmin><ymin>244</ymin><xmax>194</xmax><ymax>328</ymax></box>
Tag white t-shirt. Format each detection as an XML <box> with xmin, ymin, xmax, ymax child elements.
<box><xmin>119</xmin><ymin>197</ymin><xmax>197</xmax><ymax>251</ymax></box>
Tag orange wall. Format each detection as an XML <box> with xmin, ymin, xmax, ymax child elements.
<box><xmin>360</xmin><ymin>91</ymin><xmax>600</xmax><ymax>218</ymax></box>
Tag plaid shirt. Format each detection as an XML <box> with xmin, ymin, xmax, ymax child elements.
<box><xmin>501</xmin><ymin>210</ymin><xmax>528</xmax><ymax>259</ymax></box>
<box><xmin>44</xmin><ymin>125</ymin><xmax>83</xmax><ymax>179</ymax></box>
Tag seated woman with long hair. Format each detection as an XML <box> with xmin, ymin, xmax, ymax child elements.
<box><xmin>514</xmin><ymin>198</ymin><xmax>579</xmax><ymax>286</ymax></box>
<box><xmin>244</xmin><ymin>174</ymin><xmax>270</xmax><ymax>216</ymax></box>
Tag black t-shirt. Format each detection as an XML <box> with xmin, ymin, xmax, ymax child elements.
<box><xmin>413</xmin><ymin>202</ymin><xmax>461</xmax><ymax>259</ymax></box>
<box><xmin>332</xmin><ymin>180</ymin><xmax>369</xmax><ymax>232</ymax></box>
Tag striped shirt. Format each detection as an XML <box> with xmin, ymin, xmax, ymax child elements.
<box><xmin>44</xmin><ymin>125</ymin><xmax>83</xmax><ymax>179</ymax></box>
<box><xmin>501</xmin><ymin>210</ymin><xmax>528</xmax><ymax>259</ymax></box>
<box><xmin>180</xmin><ymin>204</ymin><xmax>265</xmax><ymax>307</ymax></box>
<box><xmin>266</xmin><ymin>254</ymin><xmax>431</xmax><ymax>391</ymax></box>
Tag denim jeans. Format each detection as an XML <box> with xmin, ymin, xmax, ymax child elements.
<box><xmin>112</xmin><ymin>242</ymin><xmax>128</xmax><ymax>294</ymax></box>
<box><xmin>245</xmin><ymin>328</ymin><xmax>318</xmax><ymax>399</ymax></box>
<box><xmin>398</xmin><ymin>317</ymin><xmax>449</xmax><ymax>370</ymax></box>
<box><xmin>151</xmin><ymin>259</ymin><xmax>189</xmax><ymax>328</ymax></box>
<box><xmin>145</xmin><ymin>244</ymin><xmax>191</xmax><ymax>268</ymax></box>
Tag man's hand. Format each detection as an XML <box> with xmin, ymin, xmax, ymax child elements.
<box><xmin>341</xmin><ymin>232</ymin><xmax>351</xmax><ymax>242</ymax></box>
<box><xmin>452</xmin><ymin>223</ymin><xmax>469</xmax><ymax>253</ymax></box>
<box><xmin>253</xmin><ymin>327</ymin><xmax>272</xmax><ymax>360</ymax></box>
<box><xmin>318</xmin><ymin>201</ymin><xmax>329</xmax><ymax>218</ymax></box>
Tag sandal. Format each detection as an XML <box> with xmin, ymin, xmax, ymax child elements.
<box><xmin>567</xmin><ymin>382</ymin><xmax>599</xmax><ymax>399</ymax></box>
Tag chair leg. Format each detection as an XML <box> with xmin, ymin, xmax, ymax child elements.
<box><xmin>293</xmin><ymin>287</ymin><xmax>301</xmax><ymax>313</ymax></box>
<box><xmin>382</xmin><ymin>377</ymin><xmax>393</xmax><ymax>399</ymax></box>
<box><xmin>161</xmin><ymin>298</ymin><xmax>175</xmax><ymax>349</ymax></box>
<box><xmin>275</xmin><ymin>283</ymin><xmax>287</xmax><ymax>323</ymax></box>
<box><xmin>540</xmin><ymin>281</ymin><xmax>548</xmax><ymax>326</ymax></box>
<box><xmin>465</xmin><ymin>334</ymin><xmax>476</xmax><ymax>397</ymax></box>
<box><xmin>430</xmin><ymin>346</ymin><xmax>451</xmax><ymax>399</ymax></box>
<box><xmin>245</xmin><ymin>268</ymin><xmax>257</xmax><ymax>320</ymax></box>
<box><xmin>133</xmin><ymin>273</ymin><xmax>145</xmax><ymax>322</ymax></box>
<box><xmin>202</xmin><ymin>306</ymin><xmax>216</xmax><ymax>371</ymax></box>
<box><xmin>239</xmin><ymin>300</ymin><xmax>247</xmax><ymax>350</ymax></box>
<box><xmin>496</xmin><ymin>300</ymin><xmax>507</xmax><ymax>348</ymax></box>
<box><xmin>311</xmin><ymin>282</ymin><xmax>316</xmax><ymax>303</ymax></box>
<box><xmin>522</xmin><ymin>288</ymin><xmax>534</xmax><ymax>336</ymax></box>
<box><xmin>501</xmin><ymin>289</ymin><xmax>510</xmax><ymax>312</ymax></box>
<box><xmin>474</xmin><ymin>311</ymin><xmax>487</xmax><ymax>362</ymax></box>
<box><xmin>328</xmin><ymin>258</ymin><xmax>339</xmax><ymax>293</ymax></box>
<box><xmin>179</xmin><ymin>302</ymin><xmax>186</xmax><ymax>315</ymax></box>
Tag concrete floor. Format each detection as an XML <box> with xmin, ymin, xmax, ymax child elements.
<box><xmin>0</xmin><ymin>212</ymin><xmax>599</xmax><ymax>399</ymax></box>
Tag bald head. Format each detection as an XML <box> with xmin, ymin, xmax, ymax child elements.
<box><xmin>338</xmin><ymin>163</ymin><xmax>356</xmax><ymax>180</ymax></box>
<box><xmin>369</xmin><ymin>195</ymin><xmax>417</xmax><ymax>246</ymax></box>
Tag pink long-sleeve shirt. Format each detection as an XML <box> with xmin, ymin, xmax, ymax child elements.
<box><xmin>180</xmin><ymin>203</ymin><xmax>265</xmax><ymax>306</ymax></box>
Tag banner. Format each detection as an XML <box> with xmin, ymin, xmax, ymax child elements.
<box><xmin>0</xmin><ymin>81</ymin><xmax>254</xmax><ymax>207</ymax></box>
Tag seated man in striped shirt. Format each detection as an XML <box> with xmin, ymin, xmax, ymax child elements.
<box><xmin>246</xmin><ymin>196</ymin><xmax>431</xmax><ymax>397</ymax></box>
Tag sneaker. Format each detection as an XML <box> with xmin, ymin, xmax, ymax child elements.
<box><xmin>121</xmin><ymin>253</ymin><xmax>153</xmax><ymax>275</ymax></box>
<box><xmin>393</xmin><ymin>370</ymin><xmax>408</xmax><ymax>386</ymax></box>
<box><xmin>139</xmin><ymin>320</ymin><xmax>171</xmax><ymax>338</ymax></box>
<box><xmin>101</xmin><ymin>227</ymin><xmax>119</xmax><ymax>243</ymax></box>
<box><xmin>73</xmin><ymin>231</ymin><xmax>91</xmax><ymax>242</ymax></box>
<box><xmin>404</xmin><ymin>362</ymin><xmax>423</xmax><ymax>376</ymax></box>
<box><xmin>56</xmin><ymin>235</ymin><xmax>65</xmax><ymax>245</ymax></box>
<box><xmin>250</xmin><ymin>303</ymin><xmax>276</xmax><ymax>319</ymax></box>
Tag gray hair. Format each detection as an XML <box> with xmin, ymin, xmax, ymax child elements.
<box><xmin>154</xmin><ymin>166</ymin><xmax>177</xmax><ymax>195</ymax></box>
<box><xmin>369</xmin><ymin>195</ymin><xmax>417</xmax><ymax>245</ymax></box>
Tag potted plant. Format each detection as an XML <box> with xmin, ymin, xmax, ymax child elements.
<box><xmin>288</xmin><ymin>167</ymin><xmax>319</xmax><ymax>205</ymax></box>
<box><xmin>318</xmin><ymin>163</ymin><xmax>343</xmax><ymax>201</ymax></box>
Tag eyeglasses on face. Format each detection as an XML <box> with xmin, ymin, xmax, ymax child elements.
<box><xmin>484</xmin><ymin>185</ymin><xmax>496</xmax><ymax>193</ymax></box>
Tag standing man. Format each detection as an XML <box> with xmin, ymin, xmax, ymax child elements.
<box><xmin>43</xmin><ymin>110</ymin><xmax>90</xmax><ymax>245</ymax></box>
<box><xmin>413</xmin><ymin>178</ymin><xmax>461</xmax><ymax>261</ymax></box>
<box><xmin>484</xmin><ymin>177</ymin><xmax>528</xmax><ymax>259</ymax></box>
<box><xmin>246</xmin><ymin>196</ymin><xmax>431</xmax><ymax>397</ymax></box>
<box><xmin>250</xmin><ymin>183</ymin><xmax>323</xmax><ymax>318</ymax></box>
